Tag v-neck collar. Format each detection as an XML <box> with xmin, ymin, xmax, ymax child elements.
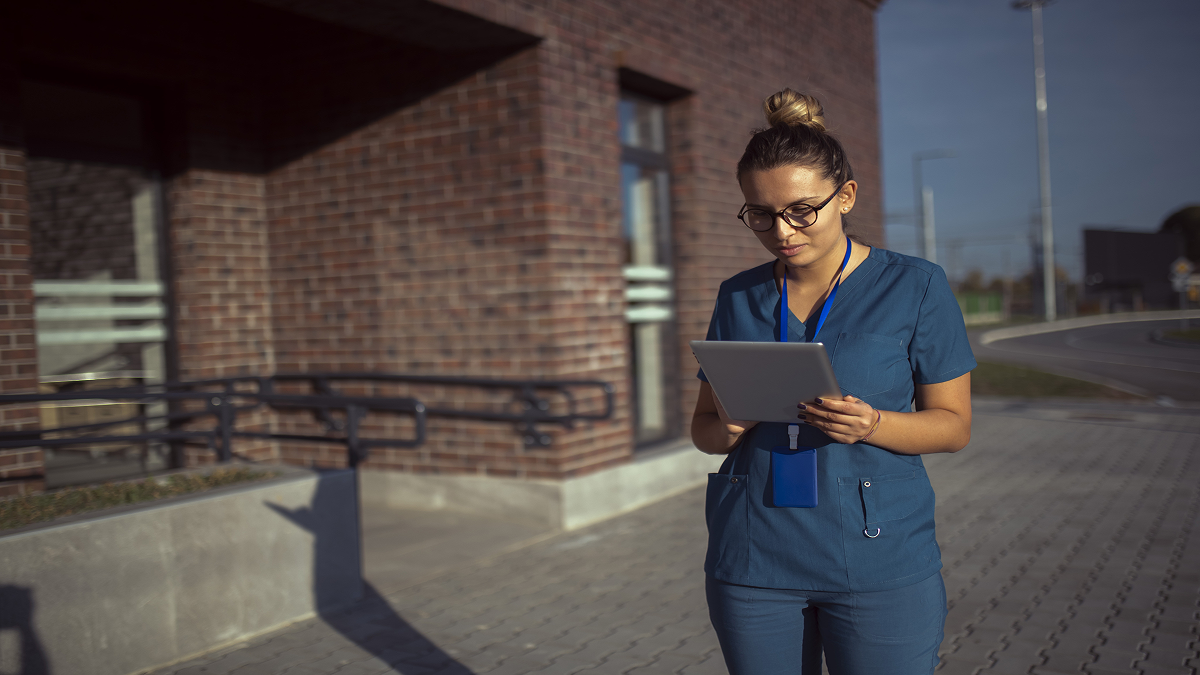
<box><xmin>767</xmin><ymin>246</ymin><xmax>879</xmax><ymax>342</ymax></box>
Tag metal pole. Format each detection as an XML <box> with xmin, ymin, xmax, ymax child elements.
<box><xmin>1017</xmin><ymin>0</ymin><xmax>1057</xmax><ymax>321</ymax></box>
<box><xmin>912</xmin><ymin>150</ymin><xmax>954</xmax><ymax>263</ymax></box>
<box><xmin>912</xmin><ymin>157</ymin><xmax>925</xmax><ymax>259</ymax></box>
<box><xmin>922</xmin><ymin>186</ymin><xmax>937</xmax><ymax>265</ymax></box>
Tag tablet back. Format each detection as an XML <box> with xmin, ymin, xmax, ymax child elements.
<box><xmin>690</xmin><ymin>341</ymin><xmax>841</xmax><ymax>423</ymax></box>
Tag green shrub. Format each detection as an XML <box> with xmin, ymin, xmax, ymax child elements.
<box><xmin>971</xmin><ymin>361</ymin><xmax>1141</xmax><ymax>399</ymax></box>
<box><xmin>1164</xmin><ymin>328</ymin><xmax>1200</xmax><ymax>343</ymax></box>
<box><xmin>0</xmin><ymin>467</ymin><xmax>276</xmax><ymax>531</ymax></box>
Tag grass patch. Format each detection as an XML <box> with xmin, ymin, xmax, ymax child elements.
<box><xmin>971</xmin><ymin>361</ymin><xmax>1143</xmax><ymax>400</ymax></box>
<box><xmin>0</xmin><ymin>467</ymin><xmax>277</xmax><ymax>532</ymax></box>
<box><xmin>1164</xmin><ymin>328</ymin><xmax>1200</xmax><ymax>343</ymax></box>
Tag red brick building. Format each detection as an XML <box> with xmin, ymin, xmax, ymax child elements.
<box><xmin>1</xmin><ymin>0</ymin><xmax>885</xmax><ymax>500</ymax></box>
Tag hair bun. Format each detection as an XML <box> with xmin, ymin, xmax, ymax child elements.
<box><xmin>763</xmin><ymin>89</ymin><xmax>826</xmax><ymax>132</ymax></box>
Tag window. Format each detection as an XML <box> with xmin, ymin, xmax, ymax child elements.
<box><xmin>22</xmin><ymin>78</ymin><xmax>172</xmax><ymax>485</ymax></box>
<box><xmin>619</xmin><ymin>92</ymin><xmax>675</xmax><ymax>445</ymax></box>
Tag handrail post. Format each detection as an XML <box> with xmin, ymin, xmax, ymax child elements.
<box><xmin>517</xmin><ymin>384</ymin><xmax>551</xmax><ymax>447</ymax></box>
<box><xmin>207</xmin><ymin>395</ymin><xmax>234</xmax><ymax>463</ymax></box>
<box><xmin>345</xmin><ymin>404</ymin><xmax>367</xmax><ymax>468</ymax></box>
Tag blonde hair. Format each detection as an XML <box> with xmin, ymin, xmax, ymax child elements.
<box><xmin>763</xmin><ymin>88</ymin><xmax>826</xmax><ymax>132</ymax></box>
<box><xmin>736</xmin><ymin>89</ymin><xmax>852</xmax><ymax>187</ymax></box>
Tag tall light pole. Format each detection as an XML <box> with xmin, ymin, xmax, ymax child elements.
<box><xmin>922</xmin><ymin>186</ymin><xmax>937</xmax><ymax>265</ymax></box>
<box><xmin>1014</xmin><ymin>0</ymin><xmax>1057</xmax><ymax>321</ymax></box>
<box><xmin>912</xmin><ymin>149</ymin><xmax>955</xmax><ymax>263</ymax></box>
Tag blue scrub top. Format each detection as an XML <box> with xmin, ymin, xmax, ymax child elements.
<box><xmin>698</xmin><ymin>247</ymin><xmax>976</xmax><ymax>593</ymax></box>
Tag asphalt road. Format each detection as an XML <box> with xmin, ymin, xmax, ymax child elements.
<box><xmin>972</xmin><ymin>318</ymin><xmax>1200</xmax><ymax>403</ymax></box>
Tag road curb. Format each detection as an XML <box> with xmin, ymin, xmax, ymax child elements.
<box><xmin>979</xmin><ymin>310</ymin><xmax>1200</xmax><ymax>345</ymax></box>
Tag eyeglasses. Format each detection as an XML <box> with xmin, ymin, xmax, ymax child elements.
<box><xmin>738</xmin><ymin>183</ymin><xmax>846</xmax><ymax>232</ymax></box>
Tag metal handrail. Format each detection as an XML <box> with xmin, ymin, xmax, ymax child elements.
<box><xmin>271</xmin><ymin>372</ymin><xmax>614</xmax><ymax>447</ymax></box>
<box><xmin>0</xmin><ymin>372</ymin><xmax>614</xmax><ymax>469</ymax></box>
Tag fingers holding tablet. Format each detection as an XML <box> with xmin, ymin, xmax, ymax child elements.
<box><xmin>798</xmin><ymin>395</ymin><xmax>876</xmax><ymax>444</ymax></box>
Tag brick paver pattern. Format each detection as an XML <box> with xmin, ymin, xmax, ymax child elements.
<box><xmin>149</xmin><ymin>405</ymin><xmax>1200</xmax><ymax>675</ymax></box>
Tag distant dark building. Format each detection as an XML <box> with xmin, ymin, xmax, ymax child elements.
<box><xmin>1083</xmin><ymin>229</ymin><xmax>1185</xmax><ymax>311</ymax></box>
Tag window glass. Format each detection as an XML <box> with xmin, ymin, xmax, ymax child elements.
<box><xmin>620</xmin><ymin>163</ymin><xmax>669</xmax><ymax>266</ymax></box>
<box><xmin>619</xmin><ymin>92</ymin><xmax>674</xmax><ymax>446</ymax></box>
<box><xmin>619</xmin><ymin>97</ymin><xmax>665</xmax><ymax>153</ymax></box>
<box><xmin>23</xmin><ymin>79</ymin><xmax>170</xmax><ymax>486</ymax></box>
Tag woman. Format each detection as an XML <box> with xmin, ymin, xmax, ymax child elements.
<box><xmin>691</xmin><ymin>89</ymin><xmax>975</xmax><ymax>675</ymax></box>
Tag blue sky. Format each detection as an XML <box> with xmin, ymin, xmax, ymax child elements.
<box><xmin>876</xmin><ymin>0</ymin><xmax>1200</xmax><ymax>283</ymax></box>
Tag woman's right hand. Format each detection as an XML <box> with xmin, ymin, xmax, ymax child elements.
<box><xmin>712</xmin><ymin>388</ymin><xmax>758</xmax><ymax>435</ymax></box>
<box><xmin>691</xmin><ymin>380</ymin><xmax>757</xmax><ymax>454</ymax></box>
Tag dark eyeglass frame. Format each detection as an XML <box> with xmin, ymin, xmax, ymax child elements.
<box><xmin>738</xmin><ymin>182</ymin><xmax>847</xmax><ymax>232</ymax></box>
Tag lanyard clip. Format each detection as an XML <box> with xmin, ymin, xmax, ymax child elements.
<box><xmin>788</xmin><ymin>424</ymin><xmax>800</xmax><ymax>450</ymax></box>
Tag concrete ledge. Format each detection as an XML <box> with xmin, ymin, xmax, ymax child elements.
<box><xmin>0</xmin><ymin>467</ymin><xmax>362</xmax><ymax>675</ymax></box>
<box><xmin>559</xmin><ymin>440</ymin><xmax>724</xmax><ymax>530</ymax></box>
<box><xmin>361</xmin><ymin>439</ymin><xmax>724</xmax><ymax>531</ymax></box>
<box><xmin>979</xmin><ymin>309</ymin><xmax>1200</xmax><ymax>345</ymax></box>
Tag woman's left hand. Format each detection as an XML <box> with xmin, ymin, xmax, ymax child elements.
<box><xmin>798</xmin><ymin>395</ymin><xmax>877</xmax><ymax>444</ymax></box>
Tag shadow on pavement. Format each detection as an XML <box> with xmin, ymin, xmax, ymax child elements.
<box><xmin>268</xmin><ymin>474</ymin><xmax>476</xmax><ymax>674</ymax></box>
<box><xmin>0</xmin><ymin>585</ymin><xmax>51</xmax><ymax>675</ymax></box>
<box><xmin>320</xmin><ymin>581</ymin><xmax>476</xmax><ymax>675</ymax></box>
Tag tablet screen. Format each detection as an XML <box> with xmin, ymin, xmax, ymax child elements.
<box><xmin>690</xmin><ymin>341</ymin><xmax>841</xmax><ymax>423</ymax></box>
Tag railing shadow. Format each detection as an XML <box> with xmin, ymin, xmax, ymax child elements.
<box><xmin>267</xmin><ymin>475</ymin><xmax>474</xmax><ymax>674</ymax></box>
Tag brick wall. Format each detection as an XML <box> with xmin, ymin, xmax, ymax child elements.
<box><xmin>0</xmin><ymin>142</ymin><xmax>44</xmax><ymax>496</ymax></box>
<box><xmin>169</xmin><ymin>168</ymin><xmax>277</xmax><ymax>464</ymax></box>
<box><xmin>0</xmin><ymin>54</ymin><xmax>42</xmax><ymax>496</ymax></box>
<box><xmin>3</xmin><ymin>0</ymin><xmax>885</xmax><ymax>486</ymax></box>
<box><xmin>259</xmin><ymin>0</ymin><xmax>885</xmax><ymax>478</ymax></box>
<box><xmin>159</xmin><ymin>71</ymin><xmax>276</xmax><ymax>464</ymax></box>
<box><xmin>169</xmin><ymin>170</ymin><xmax>273</xmax><ymax>381</ymax></box>
<box><xmin>264</xmin><ymin>48</ymin><xmax>600</xmax><ymax>477</ymax></box>
<box><xmin>429</xmin><ymin>0</ymin><xmax>885</xmax><ymax>466</ymax></box>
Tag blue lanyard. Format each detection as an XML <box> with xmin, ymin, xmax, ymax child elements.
<box><xmin>780</xmin><ymin>236</ymin><xmax>852</xmax><ymax>343</ymax></box>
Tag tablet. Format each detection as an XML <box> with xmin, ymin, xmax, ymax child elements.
<box><xmin>690</xmin><ymin>340</ymin><xmax>842</xmax><ymax>423</ymax></box>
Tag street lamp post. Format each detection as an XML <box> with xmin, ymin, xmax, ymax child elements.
<box><xmin>1014</xmin><ymin>0</ymin><xmax>1057</xmax><ymax>321</ymax></box>
<box><xmin>912</xmin><ymin>149</ymin><xmax>955</xmax><ymax>264</ymax></box>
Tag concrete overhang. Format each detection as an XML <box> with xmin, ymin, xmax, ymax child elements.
<box><xmin>244</xmin><ymin>0</ymin><xmax>539</xmax><ymax>51</ymax></box>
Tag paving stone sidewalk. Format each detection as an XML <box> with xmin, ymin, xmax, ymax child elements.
<box><xmin>147</xmin><ymin>400</ymin><xmax>1200</xmax><ymax>675</ymax></box>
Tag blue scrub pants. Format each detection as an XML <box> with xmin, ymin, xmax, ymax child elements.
<box><xmin>705</xmin><ymin>572</ymin><xmax>946</xmax><ymax>675</ymax></box>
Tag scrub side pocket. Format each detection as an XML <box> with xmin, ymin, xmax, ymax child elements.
<box><xmin>837</xmin><ymin>470</ymin><xmax>941</xmax><ymax>589</ymax></box>
<box><xmin>704</xmin><ymin>470</ymin><xmax>750</xmax><ymax>582</ymax></box>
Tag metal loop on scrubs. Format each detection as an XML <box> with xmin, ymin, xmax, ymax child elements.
<box><xmin>864</xmin><ymin>527</ymin><xmax>881</xmax><ymax>538</ymax></box>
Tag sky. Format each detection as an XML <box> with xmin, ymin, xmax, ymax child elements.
<box><xmin>875</xmin><ymin>0</ymin><xmax>1200</xmax><ymax>283</ymax></box>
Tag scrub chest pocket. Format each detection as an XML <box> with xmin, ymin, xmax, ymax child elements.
<box><xmin>831</xmin><ymin>332</ymin><xmax>908</xmax><ymax>398</ymax></box>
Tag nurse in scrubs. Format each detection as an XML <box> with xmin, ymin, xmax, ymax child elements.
<box><xmin>691</xmin><ymin>89</ymin><xmax>975</xmax><ymax>675</ymax></box>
